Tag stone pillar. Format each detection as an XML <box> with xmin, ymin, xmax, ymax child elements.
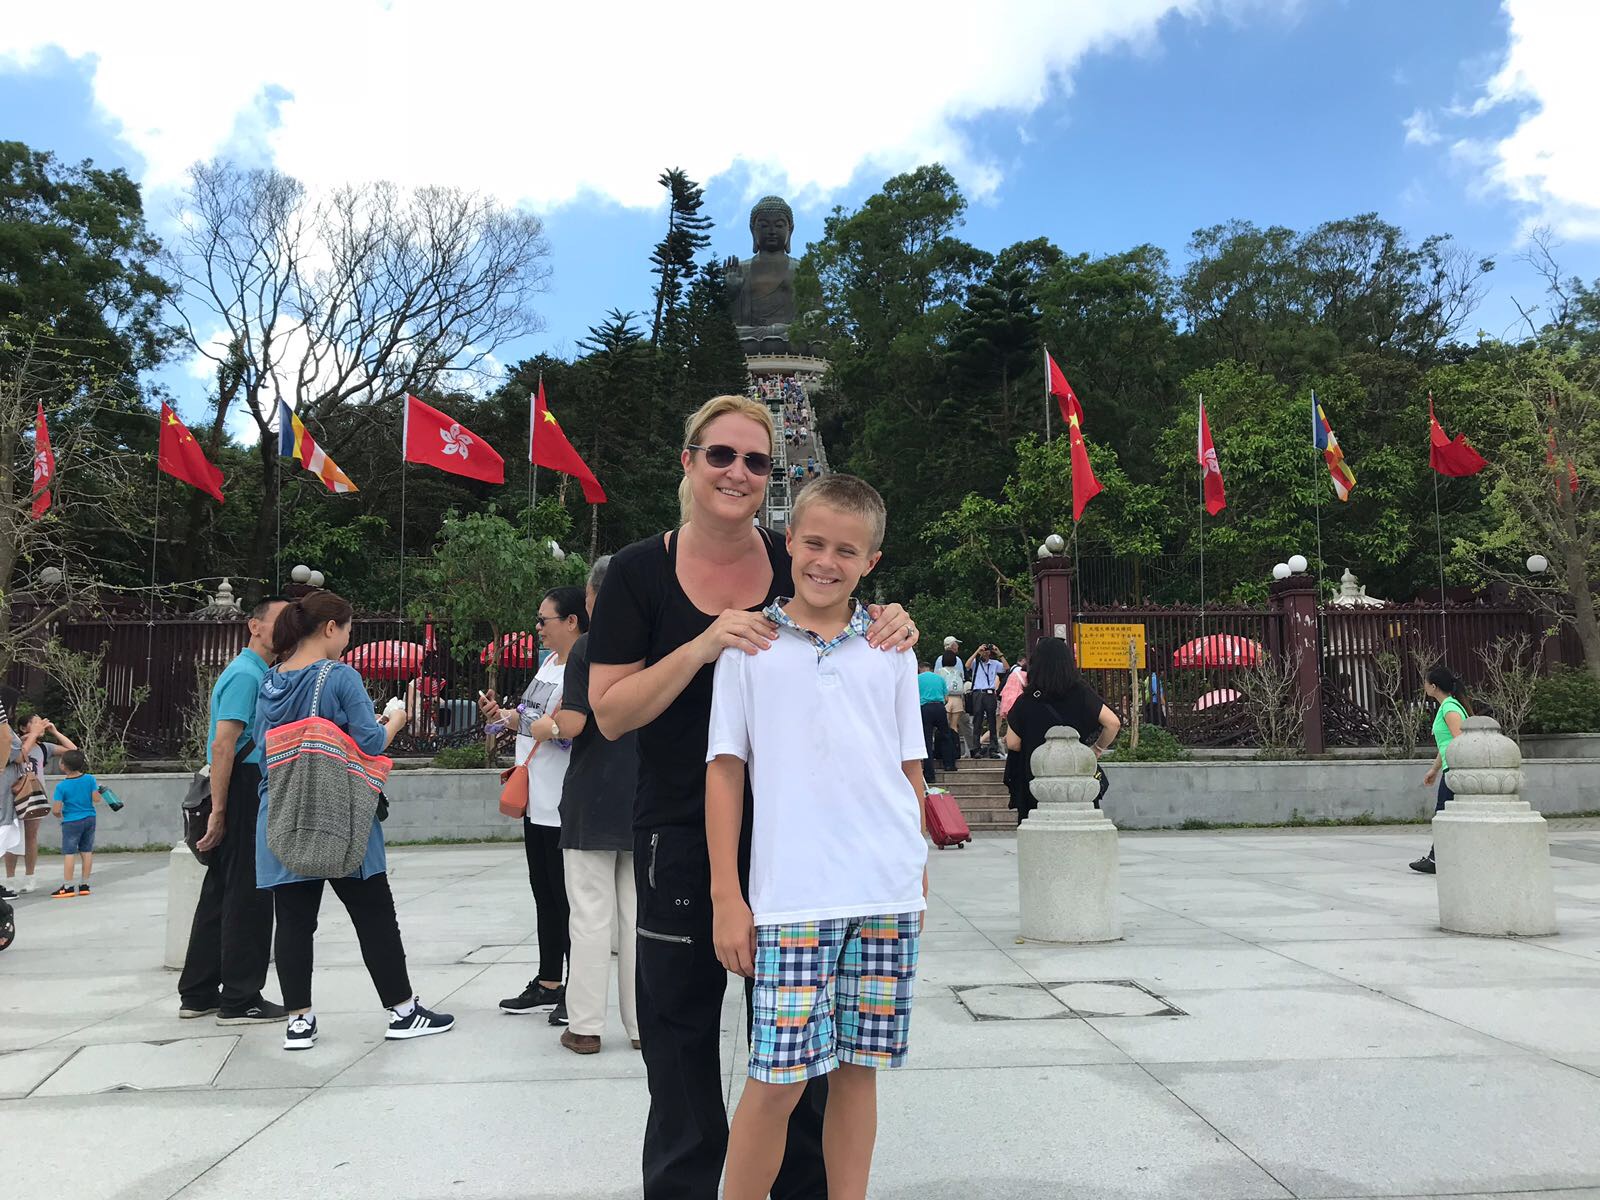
<box><xmin>1030</xmin><ymin>556</ymin><xmax>1074</xmax><ymax>653</ymax></box>
<box><xmin>164</xmin><ymin>841</ymin><xmax>206</xmax><ymax>970</ymax></box>
<box><xmin>1268</xmin><ymin>573</ymin><xmax>1326</xmax><ymax>754</ymax></box>
<box><xmin>1018</xmin><ymin>727</ymin><xmax>1121</xmax><ymax>943</ymax></box>
<box><xmin>1435</xmin><ymin>716</ymin><xmax>1557</xmax><ymax>936</ymax></box>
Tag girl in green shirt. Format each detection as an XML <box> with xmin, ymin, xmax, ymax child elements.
<box><xmin>1410</xmin><ymin>665</ymin><xmax>1468</xmax><ymax>875</ymax></box>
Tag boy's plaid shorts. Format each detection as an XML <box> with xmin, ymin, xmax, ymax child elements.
<box><xmin>747</xmin><ymin>912</ymin><xmax>921</xmax><ymax>1085</ymax></box>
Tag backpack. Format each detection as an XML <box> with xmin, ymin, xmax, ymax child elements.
<box><xmin>264</xmin><ymin>661</ymin><xmax>394</xmax><ymax>879</ymax></box>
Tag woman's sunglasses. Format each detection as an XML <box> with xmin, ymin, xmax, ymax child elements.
<box><xmin>689</xmin><ymin>443</ymin><xmax>773</xmax><ymax>477</ymax></box>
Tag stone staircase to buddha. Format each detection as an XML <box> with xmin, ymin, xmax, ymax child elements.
<box><xmin>934</xmin><ymin>758</ymin><xmax>1014</xmax><ymax>833</ymax></box>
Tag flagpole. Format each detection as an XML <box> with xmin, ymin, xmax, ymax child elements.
<box><xmin>398</xmin><ymin>397</ymin><xmax>408</xmax><ymax>628</ymax></box>
<box><xmin>147</xmin><ymin>461</ymin><xmax>160</xmax><ymax>688</ymax></box>
<box><xmin>1197</xmin><ymin>393</ymin><xmax>1206</xmax><ymax>634</ymax></box>
<box><xmin>1312</xmin><ymin>391</ymin><xmax>1325</xmax><ymax>592</ymax></box>
<box><xmin>529</xmin><ymin>374</ymin><xmax>540</xmax><ymax>524</ymax></box>
<box><xmin>1431</xmin><ymin>466</ymin><xmax>1449</xmax><ymax>663</ymax></box>
<box><xmin>1043</xmin><ymin>347</ymin><xmax>1051</xmax><ymax>442</ymax></box>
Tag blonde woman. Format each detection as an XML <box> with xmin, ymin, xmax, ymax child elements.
<box><xmin>587</xmin><ymin>394</ymin><xmax>917</xmax><ymax>1199</ymax></box>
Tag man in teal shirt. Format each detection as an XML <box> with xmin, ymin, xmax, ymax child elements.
<box><xmin>917</xmin><ymin>662</ymin><xmax>950</xmax><ymax>781</ymax></box>
<box><xmin>178</xmin><ymin>596</ymin><xmax>289</xmax><ymax>1025</ymax></box>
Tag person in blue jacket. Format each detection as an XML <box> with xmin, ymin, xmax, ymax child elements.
<box><xmin>256</xmin><ymin>589</ymin><xmax>455</xmax><ymax>1052</ymax></box>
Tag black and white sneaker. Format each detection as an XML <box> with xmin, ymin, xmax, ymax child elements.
<box><xmin>218</xmin><ymin>999</ymin><xmax>289</xmax><ymax>1025</ymax></box>
<box><xmin>283</xmin><ymin>1013</ymin><xmax>318</xmax><ymax>1051</ymax></box>
<box><xmin>548</xmin><ymin>997</ymin><xmax>569</xmax><ymax>1027</ymax></box>
<box><xmin>386</xmin><ymin>1001</ymin><xmax>455</xmax><ymax>1040</ymax></box>
<box><xmin>499</xmin><ymin>982</ymin><xmax>563</xmax><ymax>1015</ymax></box>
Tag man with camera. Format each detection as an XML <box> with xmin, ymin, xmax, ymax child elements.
<box><xmin>964</xmin><ymin>642</ymin><xmax>1010</xmax><ymax>759</ymax></box>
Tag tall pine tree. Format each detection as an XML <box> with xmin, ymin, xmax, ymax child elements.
<box><xmin>649</xmin><ymin>168</ymin><xmax>713</xmax><ymax>345</ymax></box>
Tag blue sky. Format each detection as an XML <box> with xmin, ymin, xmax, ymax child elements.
<box><xmin>4</xmin><ymin>0</ymin><xmax>1596</xmax><ymax>422</ymax></box>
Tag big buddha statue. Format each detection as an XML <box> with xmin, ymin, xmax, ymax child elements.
<box><xmin>722</xmin><ymin>195</ymin><xmax>804</xmax><ymax>355</ymax></box>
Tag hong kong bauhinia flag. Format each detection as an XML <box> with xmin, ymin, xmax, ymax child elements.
<box><xmin>1045</xmin><ymin>351</ymin><xmax>1100</xmax><ymax>521</ymax></box>
<box><xmin>530</xmin><ymin>380</ymin><xmax>606</xmax><ymax>503</ymax></box>
<box><xmin>403</xmin><ymin>394</ymin><xmax>505</xmax><ymax>484</ymax></box>
<box><xmin>30</xmin><ymin>401</ymin><xmax>54</xmax><ymax>518</ymax></box>
<box><xmin>1197</xmin><ymin>399</ymin><xmax>1227</xmax><ymax>515</ymax></box>
<box><xmin>158</xmin><ymin>402</ymin><xmax>225</xmax><ymax>503</ymax></box>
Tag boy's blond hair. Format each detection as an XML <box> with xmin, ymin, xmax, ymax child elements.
<box><xmin>679</xmin><ymin>394</ymin><xmax>775</xmax><ymax>524</ymax></box>
<box><xmin>789</xmin><ymin>474</ymin><xmax>887</xmax><ymax>553</ymax></box>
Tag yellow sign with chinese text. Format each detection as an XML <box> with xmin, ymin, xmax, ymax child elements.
<box><xmin>1074</xmin><ymin>622</ymin><xmax>1147</xmax><ymax>670</ymax></box>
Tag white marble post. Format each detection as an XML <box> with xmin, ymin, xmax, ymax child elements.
<box><xmin>1435</xmin><ymin>716</ymin><xmax>1557</xmax><ymax>937</ymax></box>
<box><xmin>1018</xmin><ymin>727</ymin><xmax>1122</xmax><ymax>943</ymax></box>
<box><xmin>163</xmin><ymin>841</ymin><xmax>206</xmax><ymax>970</ymax></box>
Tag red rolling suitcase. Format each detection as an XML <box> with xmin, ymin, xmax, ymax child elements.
<box><xmin>925</xmin><ymin>787</ymin><xmax>971</xmax><ymax>850</ymax></box>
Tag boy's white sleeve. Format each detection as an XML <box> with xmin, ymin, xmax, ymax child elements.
<box><xmin>706</xmin><ymin>648</ymin><xmax>751</xmax><ymax>763</ymax></box>
<box><xmin>895</xmin><ymin>652</ymin><xmax>929</xmax><ymax>763</ymax></box>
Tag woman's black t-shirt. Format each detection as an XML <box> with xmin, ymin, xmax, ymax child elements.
<box><xmin>586</xmin><ymin>528</ymin><xmax>792</xmax><ymax>830</ymax></box>
<box><xmin>1006</xmin><ymin>682</ymin><xmax>1106</xmax><ymax>811</ymax></box>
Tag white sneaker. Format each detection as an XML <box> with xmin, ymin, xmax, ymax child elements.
<box><xmin>20</xmin><ymin>876</ymin><xmax>36</xmax><ymax>893</ymax></box>
<box><xmin>284</xmin><ymin>1013</ymin><xmax>318</xmax><ymax>1050</ymax></box>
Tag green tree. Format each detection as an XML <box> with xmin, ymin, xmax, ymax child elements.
<box><xmin>945</xmin><ymin>262</ymin><xmax>1042</xmax><ymax>445</ymax></box>
<box><xmin>649</xmin><ymin>169</ymin><xmax>714</xmax><ymax>345</ymax></box>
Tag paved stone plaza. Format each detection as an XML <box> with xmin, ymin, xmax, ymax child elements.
<box><xmin>3</xmin><ymin>826</ymin><xmax>1600</xmax><ymax>1199</ymax></box>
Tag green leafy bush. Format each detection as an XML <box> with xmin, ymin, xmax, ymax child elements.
<box><xmin>1105</xmin><ymin>725</ymin><xmax>1187</xmax><ymax>762</ymax></box>
<box><xmin>1527</xmin><ymin>667</ymin><xmax>1600</xmax><ymax>735</ymax></box>
<box><xmin>431</xmin><ymin>745</ymin><xmax>489</xmax><ymax>770</ymax></box>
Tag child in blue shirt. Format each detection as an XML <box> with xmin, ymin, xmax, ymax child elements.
<box><xmin>51</xmin><ymin>750</ymin><xmax>103</xmax><ymax>898</ymax></box>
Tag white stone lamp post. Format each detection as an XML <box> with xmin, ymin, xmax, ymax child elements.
<box><xmin>1435</xmin><ymin>716</ymin><xmax>1557</xmax><ymax>937</ymax></box>
<box><xmin>1018</xmin><ymin>727</ymin><xmax>1122</xmax><ymax>943</ymax></box>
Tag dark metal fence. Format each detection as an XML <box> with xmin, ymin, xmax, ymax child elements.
<box><xmin>5</xmin><ymin>616</ymin><xmax>526</xmax><ymax>760</ymax></box>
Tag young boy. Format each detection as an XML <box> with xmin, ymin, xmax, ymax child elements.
<box><xmin>706</xmin><ymin>474</ymin><xmax>928</xmax><ymax>1200</ymax></box>
<box><xmin>51</xmin><ymin>750</ymin><xmax>103</xmax><ymax>898</ymax></box>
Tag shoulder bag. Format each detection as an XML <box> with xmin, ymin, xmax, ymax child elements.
<box><xmin>183</xmin><ymin>738</ymin><xmax>253</xmax><ymax>865</ymax></box>
<box><xmin>264</xmin><ymin>661</ymin><xmax>394</xmax><ymax>879</ymax></box>
<box><xmin>498</xmin><ymin>740</ymin><xmax>540</xmax><ymax>819</ymax></box>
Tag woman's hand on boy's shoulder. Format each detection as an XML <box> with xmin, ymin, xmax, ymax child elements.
<box><xmin>694</xmin><ymin>609</ymin><xmax>777</xmax><ymax>664</ymax></box>
<box><xmin>864</xmin><ymin>603</ymin><xmax>918</xmax><ymax>651</ymax></box>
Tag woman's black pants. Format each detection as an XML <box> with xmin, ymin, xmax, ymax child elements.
<box><xmin>523</xmin><ymin>818</ymin><xmax>570</xmax><ymax>984</ymax></box>
<box><xmin>273</xmin><ymin>872</ymin><xmax>411</xmax><ymax>1010</ymax></box>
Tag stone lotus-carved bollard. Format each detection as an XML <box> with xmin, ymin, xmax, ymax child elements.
<box><xmin>1434</xmin><ymin>715</ymin><xmax>1557</xmax><ymax>937</ymax></box>
<box><xmin>1018</xmin><ymin>727</ymin><xmax>1122</xmax><ymax>943</ymax></box>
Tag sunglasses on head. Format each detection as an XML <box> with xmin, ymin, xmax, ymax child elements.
<box><xmin>689</xmin><ymin>443</ymin><xmax>773</xmax><ymax>476</ymax></box>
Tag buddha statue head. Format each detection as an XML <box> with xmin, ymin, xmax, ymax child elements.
<box><xmin>749</xmin><ymin>195</ymin><xmax>795</xmax><ymax>255</ymax></box>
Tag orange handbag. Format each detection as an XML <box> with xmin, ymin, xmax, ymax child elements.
<box><xmin>498</xmin><ymin>741</ymin><xmax>539</xmax><ymax>819</ymax></box>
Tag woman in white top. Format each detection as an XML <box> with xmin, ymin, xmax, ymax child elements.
<box><xmin>934</xmin><ymin>638</ymin><xmax>966</xmax><ymax>741</ymax></box>
<box><xmin>480</xmin><ymin>585</ymin><xmax>589</xmax><ymax>1024</ymax></box>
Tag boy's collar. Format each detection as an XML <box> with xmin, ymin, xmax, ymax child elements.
<box><xmin>763</xmin><ymin>598</ymin><xmax>872</xmax><ymax>659</ymax></box>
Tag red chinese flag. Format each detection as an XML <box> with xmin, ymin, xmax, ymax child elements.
<box><xmin>1046</xmin><ymin>350</ymin><xmax>1085</xmax><ymax>427</ymax></box>
<box><xmin>30</xmin><ymin>401</ymin><xmax>54</xmax><ymax>518</ymax></box>
<box><xmin>1428</xmin><ymin>395</ymin><xmax>1487</xmax><ymax>477</ymax></box>
<box><xmin>1069</xmin><ymin>419</ymin><xmax>1101</xmax><ymax>523</ymax></box>
<box><xmin>158</xmin><ymin>402</ymin><xmax>224</xmax><ymax>503</ymax></box>
<box><xmin>403</xmin><ymin>395</ymin><xmax>505</xmax><ymax>484</ymax></box>
<box><xmin>530</xmin><ymin>381</ymin><xmax>606</xmax><ymax>503</ymax></box>
<box><xmin>1197</xmin><ymin>401</ymin><xmax>1226</xmax><ymax>515</ymax></box>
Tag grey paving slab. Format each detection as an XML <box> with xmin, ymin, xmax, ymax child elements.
<box><xmin>5</xmin><ymin>1088</ymin><xmax>310</xmax><ymax>1200</ymax></box>
<box><xmin>1002</xmin><ymin>941</ymin><xmax>1341</xmax><ymax>990</ymax></box>
<box><xmin>1152</xmin><ymin>1057</ymin><xmax>1600</xmax><ymax>1197</ymax></box>
<box><xmin>866</xmin><ymin>1064</ymin><xmax>1292</xmax><ymax>1200</ymax></box>
<box><xmin>34</xmin><ymin>1035</ymin><xmax>238</xmax><ymax>1096</ymax></box>
<box><xmin>0</xmin><ymin>1045</ymin><xmax>75</xmax><ymax>1097</ymax></box>
<box><xmin>1389</xmin><ymin>982</ymin><xmax>1600</xmax><ymax>1056</ymax></box>
<box><xmin>898</xmin><ymin>990</ymin><xmax>1131</xmax><ymax>1069</ymax></box>
<box><xmin>1271</xmin><ymin>934</ymin><xmax>1600</xmax><ymax>987</ymax></box>
<box><xmin>169</xmin><ymin>1079</ymin><xmax>647</xmax><ymax>1200</ymax></box>
<box><xmin>1083</xmin><ymin>984</ymin><xmax>1528</xmax><ymax>1063</ymax></box>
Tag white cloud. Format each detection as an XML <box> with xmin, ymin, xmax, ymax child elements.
<box><xmin>1465</xmin><ymin>0</ymin><xmax>1600</xmax><ymax>238</ymax></box>
<box><xmin>1402</xmin><ymin>109</ymin><xmax>1440</xmax><ymax>146</ymax></box>
<box><xmin>3</xmin><ymin>0</ymin><xmax>1254</xmax><ymax>212</ymax></box>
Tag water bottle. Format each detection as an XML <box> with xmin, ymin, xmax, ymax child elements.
<box><xmin>101</xmin><ymin>785</ymin><xmax>124</xmax><ymax>812</ymax></box>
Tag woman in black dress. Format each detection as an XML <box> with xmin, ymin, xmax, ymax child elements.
<box><xmin>1003</xmin><ymin>636</ymin><xmax>1121</xmax><ymax>822</ymax></box>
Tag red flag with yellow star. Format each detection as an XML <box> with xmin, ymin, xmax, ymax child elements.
<box><xmin>1045</xmin><ymin>351</ymin><xmax>1101</xmax><ymax>521</ymax></box>
<box><xmin>530</xmin><ymin>380</ymin><xmax>606</xmax><ymax>503</ymax></box>
<box><xmin>158</xmin><ymin>402</ymin><xmax>224</xmax><ymax>502</ymax></box>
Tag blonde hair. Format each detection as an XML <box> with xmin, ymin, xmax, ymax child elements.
<box><xmin>678</xmin><ymin>394</ymin><xmax>775</xmax><ymax>524</ymax></box>
<box><xmin>789</xmin><ymin>474</ymin><xmax>887</xmax><ymax>553</ymax></box>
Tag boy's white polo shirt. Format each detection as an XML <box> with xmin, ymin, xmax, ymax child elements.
<box><xmin>707</xmin><ymin>601</ymin><xmax>929</xmax><ymax>927</ymax></box>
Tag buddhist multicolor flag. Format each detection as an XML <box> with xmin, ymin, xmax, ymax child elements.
<box><xmin>1312</xmin><ymin>392</ymin><xmax>1356</xmax><ymax>502</ymax></box>
<box><xmin>278</xmin><ymin>401</ymin><xmax>358</xmax><ymax>493</ymax></box>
